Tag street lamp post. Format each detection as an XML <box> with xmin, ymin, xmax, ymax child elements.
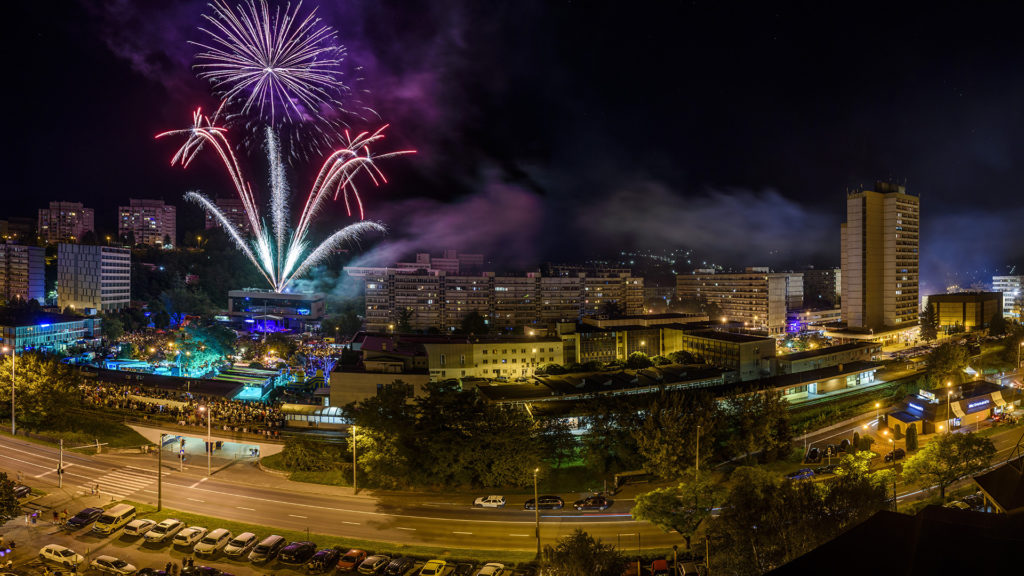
<box><xmin>3</xmin><ymin>346</ymin><xmax>15</xmax><ymax>435</ymax></box>
<box><xmin>695</xmin><ymin>424</ymin><xmax>702</xmax><ymax>479</ymax></box>
<box><xmin>875</xmin><ymin>402</ymin><xmax>880</xmax><ymax>425</ymax></box>
<box><xmin>157</xmin><ymin>433</ymin><xmax>164</xmax><ymax>511</ymax></box>
<box><xmin>533</xmin><ymin>467</ymin><xmax>540</xmax><ymax>558</ymax></box>
<box><xmin>351</xmin><ymin>425</ymin><xmax>358</xmax><ymax>493</ymax></box>
<box><xmin>946</xmin><ymin>390</ymin><xmax>953</xmax><ymax>433</ymax></box>
<box><xmin>199</xmin><ymin>405</ymin><xmax>211</xmax><ymax>476</ymax></box>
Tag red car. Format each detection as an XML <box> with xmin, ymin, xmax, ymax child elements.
<box><xmin>338</xmin><ymin>549</ymin><xmax>367</xmax><ymax>572</ymax></box>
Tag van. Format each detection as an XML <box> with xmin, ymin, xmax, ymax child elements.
<box><xmin>92</xmin><ymin>504</ymin><xmax>137</xmax><ymax>535</ymax></box>
<box><xmin>249</xmin><ymin>534</ymin><xmax>286</xmax><ymax>564</ymax></box>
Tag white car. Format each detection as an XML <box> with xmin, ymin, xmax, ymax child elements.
<box><xmin>39</xmin><ymin>545</ymin><xmax>84</xmax><ymax>568</ymax></box>
<box><xmin>473</xmin><ymin>495</ymin><xmax>506</xmax><ymax>508</ymax></box>
<box><xmin>475</xmin><ymin>564</ymin><xmax>506</xmax><ymax>576</ymax></box>
<box><xmin>90</xmin><ymin>555</ymin><xmax>137</xmax><ymax>576</ymax></box>
<box><xmin>143</xmin><ymin>518</ymin><xmax>184</xmax><ymax>543</ymax></box>
<box><xmin>172</xmin><ymin>526</ymin><xmax>208</xmax><ymax>547</ymax></box>
<box><xmin>123</xmin><ymin>519</ymin><xmax>156</xmax><ymax>537</ymax></box>
<box><xmin>193</xmin><ymin>528</ymin><xmax>233</xmax><ymax>555</ymax></box>
<box><xmin>223</xmin><ymin>532</ymin><xmax>259</xmax><ymax>557</ymax></box>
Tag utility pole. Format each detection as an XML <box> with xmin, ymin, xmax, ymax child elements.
<box><xmin>533</xmin><ymin>467</ymin><xmax>540</xmax><ymax>558</ymax></box>
<box><xmin>695</xmin><ymin>424</ymin><xmax>701</xmax><ymax>478</ymax></box>
<box><xmin>351</xmin><ymin>425</ymin><xmax>357</xmax><ymax>493</ymax></box>
<box><xmin>58</xmin><ymin>439</ymin><xmax>64</xmax><ymax>488</ymax></box>
<box><xmin>157</xmin><ymin>434</ymin><xmax>163</xmax><ymax>511</ymax></box>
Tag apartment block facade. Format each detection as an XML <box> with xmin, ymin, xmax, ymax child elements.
<box><xmin>38</xmin><ymin>201</ymin><xmax>95</xmax><ymax>244</ymax></box>
<box><xmin>57</xmin><ymin>244</ymin><xmax>131</xmax><ymax>312</ymax></box>
<box><xmin>0</xmin><ymin>244</ymin><xmax>45</xmax><ymax>303</ymax></box>
<box><xmin>118</xmin><ymin>199</ymin><xmax>177</xmax><ymax>247</ymax></box>
<box><xmin>840</xmin><ymin>182</ymin><xmax>919</xmax><ymax>330</ymax></box>
<box><xmin>675</xmin><ymin>268</ymin><xmax>789</xmax><ymax>334</ymax></box>
<box><xmin>992</xmin><ymin>275</ymin><xmax>1023</xmax><ymax>320</ymax></box>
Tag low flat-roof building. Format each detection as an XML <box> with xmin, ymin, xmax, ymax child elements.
<box><xmin>0</xmin><ymin>308</ymin><xmax>101</xmax><ymax>352</ymax></box>
<box><xmin>776</xmin><ymin>342</ymin><xmax>882</xmax><ymax>375</ymax></box>
<box><xmin>675</xmin><ymin>329</ymin><xmax>776</xmax><ymax>382</ymax></box>
<box><xmin>227</xmin><ymin>289</ymin><xmax>326</xmax><ymax>332</ymax></box>
<box><xmin>927</xmin><ymin>292</ymin><xmax>1003</xmax><ymax>331</ymax></box>
<box><xmin>883</xmin><ymin>381</ymin><xmax>1021</xmax><ymax>435</ymax></box>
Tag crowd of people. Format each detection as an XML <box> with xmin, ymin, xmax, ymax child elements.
<box><xmin>80</xmin><ymin>383</ymin><xmax>287</xmax><ymax>436</ymax></box>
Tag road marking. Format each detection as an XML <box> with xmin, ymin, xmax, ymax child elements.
<box><xmin>509</xmin><ymin>534</ymin><xmax>530</xmax><ymax>537</ymax></box>
<box><xmin>187</xmin><ymin>498</ymin><xmax>205</xmax><ymax>503</ymax></box>
<box><xmin>289</xmin><ymin>514</ymin><xmax>307</xmax><ymax>519</ymax></box>
<box><xmin>342</xmin><ymin>521</ymin><xmax>360</xmax><ymax>525</ymax></box>
<box><xmin>35</xmin><ymin>464</ymin><xmax>73</xmax><ymax>478</ymax></box>
<box><xmin>236</xmin><ymin>506</ymin><xmax>256</xmax><ymax>511</ymax></box>
<box><xmin>452</xmin><ymin>531</ymin><xmax>472</xmax><ymax>535</ymax></box>
<box><xmin>189</xmin><ymin>478</ymin><xmax>208</xmax><ymax>489</ymax></box>
<box><xmin>396</xmin><ymin>527</ymin><xmax>416</xmax><ymax>531</ymax></box>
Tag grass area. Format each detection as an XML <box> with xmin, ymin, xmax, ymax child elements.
<box><xmin>258</xmin><ymin>452</ymin><xmax>288</xmax><ymax>471</ymax></box>
<box><xmin>1</xmin><ymin>413</ymin><xmax>149</xmax><ymax>451</ymax></box>
<box><xmin>123</xmin><ymin>501</ymin><xmax>540</xmax><ymax>565</ymax></box>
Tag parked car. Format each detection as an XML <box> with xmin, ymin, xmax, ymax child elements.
<box><xmin>962</xmin><ymin>492</ymin><xmax>986</xmax><ymax>510</ymax></box>
<box><xmin>90</xmin><ymin>555</ymin><xmax>138</xmax><ymax>575</ymax></box>
<box><xmin>39</xmin><ymin>545</ymin><xmax>84</xmax><ymax>568</ymax></box>
<box><xmin>223</xmin><ymin>532</ymin><xmax>259</xmax><ymax>557</ymax></box>
<box><xmin>839</xmin><ymin>439</ymin><xmax>851</xmax><ymax>453</ymax></box>
<box><xmin>144</xmin><ymin>519</ymin><xmax>185</xmax><ymax>543</ymax></box>
<box><xmin>66</xmin><ymin>507</ymin><xmax>104</xmax><ymax>530</ymax></box>
<box><xmin>573</xmin><ymin>496</ymin><xmax>612</xmax><ymax>511</ymax></box>
<box><xmin>136</xmin><ymin>569</ymin><xmax>168</xmax><ymax>576</ymax></box>
<box><xmin>814</xmin><ymin>465</ymin><xmax>837</xmax><ymax>475</ymax></box>
<box><xmin>943</xmin><ymin>501</ymin><xmax>970</xmax><ymax>510</ymax></box>
<box><xmin>786</xmin><ymin>468</ymin><xmax>815</xmax><ymax>481</ymax></box>
<box><xmin>884</xmin><ymin>448</ymin><xmax>906</xmax><ymax>463</ymax></box>
<box><xmin>383</xmin><ymin>557</ymin><xmax>414</xmax><ymax>576</ymax></box>
<box><xmin>12</xmin><ymin>484</ymin><xmax>31</xmax><ymax>498</ymax></box>
<box><xmin>357</xmin><ymin>555</ymin><xmax>392</xmax><ymax>575</ymax></box>
<box><xmin>248</xmin><ymin>535</ymin><xmax>287</xmax><ymax>564</ymax></box>
<box><xmin>173</xmin><ymin>527</ymin><xmax>208</xmax><ymax>548</ymax></box>
<box><xmin>474</xmin><ymin>564</ymin><xmax>506</xmax><ymax>576</ymax></box>
<box><xmin>279</xmin><ymin>541</ymin><xmax>318</xmax><ymax>565</ymax></box>
<box><xmin>510</xmin><ymin>568</ymin><xmax>536</xmax><ymax>576</ymax></box>
<box><xmin>523</xmin><ymin>495</ymin><xmax>564</xmax><ymax>510</ymax></box>
<box><xmin>804</xmin><ymin>447</ymin><xmax>821</xmax><ymax>463</ymax></box>
<box><xmin>123</xmin><ymin>519</ymin><xmax>157</xmax><ymax>538</ymax></box>
<box><xmin>473</xmin><ymin>495</ymin><xmax>506</xmax><ymax>508</ymax></box>
<box><xmin>451</xmin><ymin>563</ymin><xmax>475</xmax><ymax>576</ymax></box>
<box><xmin>339</xmin><ymin>550</ymin><xmax>369</xmax><ymax>572</ymax></box>
<box><xmin>650</xmin><ymin>559</ymin><xmax>670</xmax><ymax>576</ymax></box>
<box><xmin>194</xmin><ymin>528</ymin><xmax>233</xmax><ymax>556</ymax></box>
<box><xmin>307</xmin><ymin>548</ymin><xmax>343</xmax><ymax>574</ymax></box>
<box><xmin>419</xmin><ymin>560</ymin><xmax>447</xmax><ymax>576</ymax></box>
<box><xmin>181</xmin><ymin>567</ymin><xmax>233</xmax><ymax>576</ymax></box>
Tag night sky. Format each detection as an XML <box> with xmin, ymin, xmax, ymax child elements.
<box><xmin>5</xmin><ymin>1</ymin><xmax>1024</xmax><ymax>293</ymax></box>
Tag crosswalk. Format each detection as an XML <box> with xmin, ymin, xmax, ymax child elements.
<box><xmin>78</xmin><ymin>466</ymin><xmax>160</xmax><ymax>500</ymax></box>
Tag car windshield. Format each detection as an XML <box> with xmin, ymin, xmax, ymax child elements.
<box><xmin>201</xmin><ymin>536</ymin><xmax>218</xmax><ymax>544</ymax></box>
<box><xmin>98</xmin><ymin>515</ymin><xmax>115</xmax><ymax>523</ymax></box>
<box><xmin>152</xmin><ymin>526</ymin><xmax>167</xmax><ymax>533</ymax></box>
<box><xmin>230</xmin><ymin>538</ymin><xmax>246</xmax><ymax>546</ymax></box>
<box><xmin>343</xmin><ymin>555</ymin><xmax>358</xmax><ymax>562</ymax></box>
<box><xmin>59</xmin><ymin>550</ymin><xmax>75</xmax><ymax>557</ymax></box>
<box><xmin>113</xmin><ymin>560</ymin><xmax>128</xmax><ymax>568</ymax></box>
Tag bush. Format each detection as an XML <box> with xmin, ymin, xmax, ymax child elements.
<box><xmin>906</xmin><ymin>425</ymin><xmax>919</xmax><ymax>452</ymax></box>
<box><xmin>282</xmin><ymin>437</ymin><xmax>344</xmax><ymax>471</ymax></box>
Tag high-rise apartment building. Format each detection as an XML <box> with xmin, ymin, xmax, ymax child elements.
<box><xmin>204</xmin><ymin>197</ymin><xmax>250</xmax><ymax>233</ymax></box>
<box><xmin>0</xmin><ymin>245</ymin><xmax>44</xmax><ymax>303</ymax></box>
<box><xmin>57</xmin><ymin>244</ymin><xmax>131</xmax><ymax>312</ymax></box>
<box><xmin>782</xmin><ymin>272</ymin><xmax>804</xmax><ymax>311</ymax></box>
<box><xmin>840</xmin><ymin>182</ymin><xmax>919</xmax><ymax>331</ymax></box>
<box><xmin>676</xmin><ymin>268</ymin><xmax>789</xmax><ymax>334</ymax></box>
<box><xmin>993</xmin><ymin>275</ymin><xmax>1023</xmax><ymax>320</ymax></box>
<box><xmin>38</xmin><ymin>201</ymin><xmax>95</xmax><ymax>244</ymax></box>
<box><xmin>118</xmin><ymin>199</ymin><xmax>176</xmax><ymax>247</ymax></box>
<box><xmin>803</xmin><ymin>267</ymin><xmax>841</xmax><ymax>309</ymax></box>
<box><xmin>358</xmin><ymin>269</ymin><xmax>644</xmax><ymax>333</ymax></box>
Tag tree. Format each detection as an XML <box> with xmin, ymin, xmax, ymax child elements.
<box><xmin>989</xmin><ymin>311</ymin><xmax>1008</xmax><ymax>336</ymax></box>
<box><xmin>902</xmin><ymin>432</ymin><xmax>995</xmax><ymax>499</ymax></box>
<box><xmin>459</xmin><ymin>310</ymin><xmax>488</xmax><ymax>335</ymax></box>
<box><xmin>851</xmin><ymin>431</ymin><xmax>861</xmax><ymax>453</ymax></box>
<box><xmin>322</xmin><ymin>312</ymin><xmax>363</xmax><ymax>341</ymax></box>
<box><xmin>600</xmin><ymin>300</ymin><xmax>625</xmax><ymax>319</ymax></box>
<box><xmin>0</xmin><ymin>353</ymin><xmax>84</xmax><ymax>433</ymax></box>
<box><xmin>905</xmin><ymin>424</ymin><xmax>918</xmax><ymax>452</ymax></box>
<box><xmin>0</xmin><ymin>472</ymin><xmax>22</xmax><ymax>523</ymax></box>
<box><xmin>152</xmin><ymin>309</ymin><xmax>171</xmax><ymax>329</ymax></box>
<box><xmin>281</xmin><ymin>436</ymin><xmax>343</xmax><ymax>471</ymax></box>
<box><xmin>920</xmin><ymin>302</ymin><xmax>938</xmax><ymax>341</ymax></box>
<box><xmin>668</xmin><ymin>350</ymin><xmax>698</xmax><ymax>364</ymax></box>
<box><xmin>396</xmin><ymin>308</ymin><xmax>413</xmax><ymax>333</ymax></box>
<box><xmin>79</xmin><ymin>230</ymin><xmax>99</xmax><ymax>245</ymax></box>
<box><xmin>120</xmin><ymin>230</ymin><xmax>136</xmax><ymax>247</ymax></box>
<box><xmin>542</xmin><ymin>529</ymin><xmax>626</xmax><ymax>576</ymax></box>
<box><xmin>101</xmin><ymin>313</ymin><xmax>124</xmax><ymax>341</ymax></box>
<box><xmin>723</xmin><ymin>388</ymin><xmax>793</xmax><ymax>463</ymax></box>
<box><xmin>925</xmin><ymin>342</ymin><xmax>969</xmax><ymax>385</ymax></box>
<box><xmin>632</xmin><ymin>478</ymin><xmax>714</xmax><ymax>549</ymax></box>
<box><xmin>651</xmin><ymin>355</ymin><xmax>671</xmax><ymax>366</ymax></box>
<box><xmin>635</xmin><ymin>391</ymin><xmax>720</xmax><ymax>479</ymax></box>
<box><xmin>625</xmin><ymin>351</ymin><xmax>653</xmax><ymax>370</ymax></box>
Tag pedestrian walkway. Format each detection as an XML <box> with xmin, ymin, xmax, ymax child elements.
<box><xmin>77</xmin><ymin>466</ymin><xmax>159</xmax><ymax>500</ymax></box>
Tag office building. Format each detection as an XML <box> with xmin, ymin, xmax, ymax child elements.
<box><xmin>675</xmin><ymin>268</ymin><xmax>789</xmax><ymax>333</ymax></box>
<box><xmin>993</xmin><ymin>275</ymin><xmax>1023</xmax><ymax>320</ymax></box>
<box><xmin>926</xmin><ymin>292</ymin><xmax>1003</xmax><ymax>331</ymax></box>
<box><xmin>118</xmin><ymin>199</ymin><xmax>177</xmax><ymax>247</ymax></box>
<box><xmin>38</xmin><ymin>201</ymin><xmax>95</xmax><ymax>244</ymax></box>
<box><xmin>227</xmin><ymin>289</ymin><xmax>326</xmax><ymax>331</ymax></box>
<box><xmin>0</xmin><ymin>308</ymin><xmax>102</xmax><ymax>352</ymax></box>
<box><xmin>203</xmin><ymin>197</ymin><xmax>250</xmax><ymax>233</ymax></box>
<box><xmin>0</xmin><ymin>245</ymin><xmax>44</xmax><ymax>303</ymax></box>
<box><xmin>56</xmin><ymin>244</ymin><xmax>130</xmax><ymax>313</ymax></box>
<box><xmin>840</xmin><ymin>181</ymin><xmax>919</xmax><ymax>331</ymax></box>
<box><xmin>803</xmin><ymin>267</ymin><xmax>841</xmax><ymax>308</ymax></box>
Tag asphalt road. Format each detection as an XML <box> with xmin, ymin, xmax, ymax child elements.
<box><xmin>0</xmin><ymin>434</ymin><xmax>678</xmax><ymax>552</ymax></box>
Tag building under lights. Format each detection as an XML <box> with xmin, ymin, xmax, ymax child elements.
<box><xmin>993</xmin><ymin>275</ymin><xmax>1023</xmax><ymax>320</ymax></box>
<box><xmin>118</xmin><ymin>199</ymin><xmax>176</xmax><ymax>247</ymax></box>
<box><xmin>226</xmin><ymin>289</ymin><xmax>326</xmax><ymax>332</ymax></box>
<box><xmin>0</xmin><ymin>309</ymin><xmax>102</xmax><ymax>352</ymax></box>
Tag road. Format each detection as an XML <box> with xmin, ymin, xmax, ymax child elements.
<box><xmin>0</xmin><ymin>434</ymin><xmax>678</xmax><ymax>553</ymax></box>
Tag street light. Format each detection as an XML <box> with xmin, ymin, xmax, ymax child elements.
<box><xmin>351</xmin><ymin>425</ymin><xmax>358</xmax><ymax>493</ymax></box>
<box><xmin>533</xmin><ymin>467</ymin><xmax>540</xmax><ymax>558</ymax></box>
<box><xmin>695</xmin><ymin>424</ymin><xmax>702</xmax><ymax>480</ymax></box>
<box><xmin>198</xmin><ymin>405</ymin><xmax>211</xmax><ymax>476</ymax></box>
<box><xmin>946</xmin><ymin>390</ymin><xmax>953</xmax><ymax>433</ymax></box>
<box><xmin>874</xmin><ymin>402</ymin><xmax>881</xmax><ymax>425</ymax></box>
<box><xmin>2</xmin><ymin>346</ymin><xmax>15</xmax><ymax>435</ymax></box>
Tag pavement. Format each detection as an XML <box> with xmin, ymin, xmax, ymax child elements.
<box><xmin>0</xmin><ymin>433</ymin><xmax>680</xmax><ymax>570</ymax></box>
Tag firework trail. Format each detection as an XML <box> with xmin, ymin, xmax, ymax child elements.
<box><xmin>158</xmin><ymin>108</ymin><xmax>410</xmax><ymax>292</ymax></box>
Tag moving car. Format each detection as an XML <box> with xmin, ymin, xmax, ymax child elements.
<box><xmin>90</xmin><ymin>555</ymin><xmax>138</xmax><ymax>575</ymax></box>
<box><xmin>339</xmin><ymin>549</ymin><xmax>368</xmax><ymax>572</ymax></box>
<box><xmin>474</xmin><ymin>564</ymin><xmax>506</xmax><ymax>576</ymax></box>
<box><xmin>66</xmin><ymin>507</ymin><xmax>104</xmax><ymax>530</ymax></box>
<box><xmin>123</xmin><ymin>519</ymin><xmax>157</xmax><ymax>538</ymax></box>
<box><xmin>248</xmin><ymin>535</ymin><xmax>286</xmax><ymax>564</ymax></box>
<box><xmin>786</xmin><ymin>468</ymin><xmax>815</xmax><ymax>481</ymax></box>
<box><xmin>307</xmin><ymin>548</ymin><xmax>344</xmax><ymax>574</ymax></box>
<box><xmin>173</xmin><ymin>527</ymin><xmax>208</xmax><ymax>547</ymax></box>
<box><xmin>357</xmin><ymin>555</ymin><xmax>392</xmax><ymax>575</ymax></box>
<box><xmin>473</xmin><ymin>495</ymin><xmax>506</xmax><ymax>508</ymax></box>
<box><xmin>523</xmin><ymin>495</ymin><xmax>564</xmax><ymax>510</ymax></box>
<box><xmin>223</xmin><ymin>532</ymin><xmax>259</xmax><ymax>557</ymax></box>
<box><xmin>279</xmin><ymin>541</ymin><xmax>317</xmax><ymax>565</ymax></box>
<box><xmin>419</xmin><ymin>560</ymin><xmax>447</xmax><ymax>576</ymax></box>
<box><xmin>572</xmin><ymin>496</ymin><xmax>612</xmax><ymax>511</ymax></box>
<box><xmin>194</xmin><ymin>528</ymin><xmax>233</xmax><ymax>556</ymax></box>
<box><xmin>383</xmin><ymin>557</ymin><xmax>414</xmax><ymax>576</ymax></box>
<box><xmin>144</xmin><ymin>519</ymin><xmax>185</xmax><ymax>543</ymax></box>
<box><xmin>39</xmin><ymin>545</ymin><xmax>85</xmax><ymax>568</ymax></box>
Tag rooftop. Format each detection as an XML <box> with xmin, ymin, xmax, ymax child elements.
<box><xmin>684</xmin><ymin>329</ymin><xmax>773</xmax><ymax>343</ymax></box>
<box><xmin>0</xmin><ymin>308</ymin><xmax>90</xmax><ymax>327</ymax></box>
<box><xmin>779</xmin><ymin>342</ymin><xmax>879</xmax><ymax>362</ymax></box>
